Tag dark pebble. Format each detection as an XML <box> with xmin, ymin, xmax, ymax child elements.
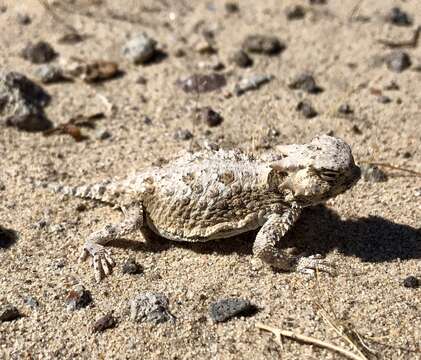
<box><xmin>230</xmin><ymin>50</ymin><xmax>253</xmax><ymax>68</ymax></box>
<box><xmin>65</xmin><ymin>285</ymin><xmax>93</xmax><ymax>311</ymax></box>
<box><xmin>0</xmin><ymin>71</ymin><xmax>52</xmax><ymax>131</ymax></box>
<box><xmin>338</xmin><ymin>103</ymin><xmax>353</xmax><ymax>115</ymax></box>
<box><xmin>386</xmin><ymin>7</ymin><xmax>412</xmax><ymax>26</ymax></box>
<box><xmin>174</xmin><ymin>128</ymin><xmax>193</xmax><ymax>141</ymax></box>
<box><xmin>209</xmin><ymin>298</ymin><xmax>256</xmax><ymax>322</ymax></box>
<box><xmin>122</xmin><ymin>258</ymin><xmax>143</xmax><ymax>275</ymax></box>
<box><xmin>225</xmin><ymin>2</ymin><xmax>239</xmax><ymax>13</ymax></box>
<box><xmin>351</xmin><ymin>124</ymin><xmax>362</xmax><ymax>135</ymax></box>
<box><xmin>242</xmin><ymin>34</ymin><xmax>285</xmax><ymax>55</ymax></box>
<box><xmin>285</xmin><ymin>5</ymin><xmax>306</xmax><ymax>20</ymax></box>
<box><xmin>403</xmin><ymin>276</ymin><xmax>420</xmax><ymax>288</ymax></box>
<box><xmin>360</xmin><ymin>164</ymin><xmax>388</xmax><ymax>182</ymax></box>
<box><xmin>16</xmin><ymin>13</ymin><xmax>31</xmax><ymax>25</ymax></box>
<box><xmin>0</xmin><ymin>304</ymin><xmax>20</xmax><ymax>322</ymax></box>
<box><xmin>402</xmin><ymin>151</ymin><xmax>411</xmax><ymax>159</ymax></box>
<box><xmin>289</xmin><ymin>73</ymin><xmax>322</xmax><ymax>94</ymax></box>
<box><xmin>384</xmin><ymin>81</ymin><xmax>399</xmax><ymax>91</ymax></box>
<box><xmin>386</xmin><ymin>51</ymin><xmax>411</xmax><ymax>73</ymax></box>
<box><xmin>21</xmin><ymin>41</ymin><xmax>57</xmax><ymax>64</ymax></box>
<box><xmin>136</xmin><ymin>75</ymin><xmax>148</xmax><ymax>85</ymax></box>
<box><xmin>296</xmin><ymin>100</ymin><xmax>318</xmax><ymax>118</ymax></box>
<box><xmin>201</xmin><ymin>107</ymin><xmax>223</xmax><ymax>127</ymax></box>
<box><xmin>92</xmin><ymin>313</ymin><xmax>117</xmax><ymax>333</ymax></box>
<box><xmin>35</xmin><ymin>64</ymin><xmax>65</xmax><ymax>84</ymax></box>
<box><xmin>309</xmin><ymin>0</ymin><xmax>327</xmax><ymax>4</ymax></box>
<box><xmin>96</xmin><ymin>129</ymin><xmax>112</xmax><ymax>140</ymax></box>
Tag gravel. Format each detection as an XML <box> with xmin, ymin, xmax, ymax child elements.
<box><xmin>285</xmin><ymin>5</ymin><xmax>306</xmax><ymax>20</ymax></box>
<box><xmin>296</xmin><ymin>100</ymin><xmax>318</xmax><ymax>118</ymax></box>
<box><xmin>92</xmin><ymin>313</ymin><xmax>117</xmax><ymax>333</ymax></box>
<box><xmin>386</xmin><ymin>51</ymin><xmax>411</xmax><ymax>73</ymax></box>
<box><xmin>209</xmin><ymin>298</ymin><xmax>256</xmax><ymax>322</ymax></box>
<box><xmin>34</xmin><ymin>64</ymin><xmax>66</xmax><ymax>84</ymax></box>
<box><xmin>21</xmin><ymin>41</ymin><xmax>57</xmax><ymax>64</ymax></box>
<box><xmin>130</xmin><ymin>292</ymin><xmax>174</xmax><ymax>324</ymax></box>
<box><xmin>122</xmin><ymin>258</ymin><xmax>143</xmax><ymax>275</ymax></box>
<box><xmin>288</xmin><ymin>73</ymin><xmax>322</xmax><ymax>94</ymax></box>
<box><xmin>65</xmin><ymin>285</ymin><xmax>93</xmax><ymax>311</ymax></box>
<box><xmin>230</xmin><ymin>50</ymin><xmax>253</xmax><ymax>68</ymax></box>
<box><xmin>200</xmin><ymin>107</ymin><xmax>223</xmax><ymax>127</ymax></box>
<box><xmin>242</xmin><ymin>34</ymin><xmax>285</xmax><ymax>55</ymax></box>
<box><xmin>122</xmin><ymin>33</ymin><xmax>158</xmax><ymax>64</ymax></box>
<box><xmin>385</xmin><ymin>7</ymin><xmax>413</xmax><ymax>26</ymax></box>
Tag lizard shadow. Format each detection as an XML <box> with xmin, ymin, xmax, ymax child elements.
<box><xmin>112</xmin><ymin>205</ymin><xmax>421</xmax><ymax>263</ymax></box>
<box><xmin>0</xmin><ymin>226</ymin><xmax>18</xmax><ymax>249</ymax></box>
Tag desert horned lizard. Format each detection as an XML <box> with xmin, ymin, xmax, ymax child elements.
<box><xmin>39</xmin><ymin>135</ymin><xmax>361</xmax><ymax>281</ymax></box>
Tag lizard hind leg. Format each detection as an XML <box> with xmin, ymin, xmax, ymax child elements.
<box><xmin>80</xmin><ymin>204</ymin><xmax>144</xmax><ymax>282</ymax></box>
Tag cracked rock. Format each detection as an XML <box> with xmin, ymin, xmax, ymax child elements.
<box><xmin>130</xmin><ymin>292</ymin><xmax>174</xmax><ymax>324</ymax></box>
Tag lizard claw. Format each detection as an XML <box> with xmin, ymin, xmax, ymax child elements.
<box><xmin>80</xmin><ymin>243</ymin><xmax>116</xmax><ymax>282</ymax></box>
<box><xmin>296</xmin><ymin>254</ymin><xmax>337</xmax><ymax>276</ymax></box>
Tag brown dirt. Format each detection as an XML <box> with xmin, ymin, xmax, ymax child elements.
<box><xmin>0</xmin><ymin>1</ymin><xmax>420</xmax><ymax>359</ymax></box>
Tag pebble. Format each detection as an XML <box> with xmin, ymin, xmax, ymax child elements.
<box><xmin>234</xmin><ymin>74</ymin><xmax>273</xmax><ymax>96</ymax></box>
<box><xmin>200</xmin><ymin>107</ymin><xmax>223</xmax><ymax>127</ymax></box>
<box><xmin>230</xmin><ymin>50</ymin><xmax>253</xmax><ymax>68</ymax></box>
<box><xmin>0</xmin><ymin>180</ymin><xmax>5</xmax><ymax>191</ymax></box>
<box><xmin>403</xmin><ymin>276</ymin><xmax>420</xmax><ymax>288</ymax></box>
<box><xmin>95</xmin><ymin>129</ymin><xmax>112</xmax><ymax>140</ymax></box>
<box><xmin>130</xmin><ymin>292</ymin><xmax>174</xmax><ymax>324</ymax></box>
<box><xmin>296</xmin><ymin>100</ymin><xmax>318</xmax><ymax>118</ymax></box>
<box><xmin>136</xmin><ymin>75</ymin><xmax>148</xmax><ymax>85</ymax></box>
<box><xmin>225</xmin><ymin>2</ymin><xmax>239</xmax><ymax>14</ymax></box>
<box><xmin>174</xmin><ymin>128</ymin><xmax>193</xmax><ymax>141</ymax></box>
<box><xmin>309</xmin><ymin>0</ymin><xmax>327</xmax><ymax>4</ymax></box>
<box><xmin>209</xmin><ymin>298</ymin><xmax>256</xmax><ymax>322</ymax></box>
<box><xmin>176</xmin><ymin>73</ymin><xmax>226</xmax><ymax>93</ymax></box>
<box><xmin>0</xmin><ymin>304</ymin><xmax>20</xmax><ymax>322</ymax></box>
<box><xmin>34</xmin><ymin>64</ymin><xmax>65</xmax><ymax>84</ymax></box>
<box><xmin>338</xmin><ymin>103</ymin><xmax>353</xmax><ymax>115</ymax></box>
<box><xmin>21</xmin><ymin>41</ymin><xmax>57</xmax><ymax>64</ymax></box>
<box><xmin>122</xmin><ymin>258</ymin><xmax>143</xmax><ymax>275</ymax></box>
<box><xmin>16</xmin><ymin>13</ymin><xmax>31</xmax><ymax>25</ymax></box>
<box><xmin>92</xmin><ymin>313</ymin><xmax>117</xmax><ymax>333</ymax></box>
<box><xmin>285</xmin><ymin>5</ymin><xmax>306</xmax><ymax>20</ymax></box>
<box><xmin>386</xmin><ymin>51</ymin><xmax>411</xmax><ymax>73</ymax></box>
<box><xmin>377</xmin><ymin>95</ymin><xmax>391</xmax><ymax>104</ymax></box>
<box><xmin>0</xmin><ymin>71</ymin><xmax>52</xmax><ymax>131</ymax></box>
<box><xmin>360</xmin><ymin>164</ymin><xmax>387</xmax><ymax>182</ymax></box>
<box><xmin>386</xmin><ymin>7</ymin><xmax>412</xmax><ymax>26</ymax></box>
<box><xmin>288</xmin><ymin>73</ymin><xmax>322</xmax><ymax>94</ymax></box>
<box><xmin>24</xmin><ymin>296</ymin><xmax>39</xmax><ymax>309</ymax></box>
<box><xmin>122</xmin><ymin>33</ymin><xmax>158</xmax><ymax>64</ymax></box>
<box><xmin>242</xmin><ymin>34</ymin><xmax>285</xmax><ymax>55</ymax></box>
<box><xmin>65</xmin><ymin>285</ymin><xmax>93</xmax><ymax>311</ymax></box>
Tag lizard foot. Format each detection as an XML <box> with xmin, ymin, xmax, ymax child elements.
<box><xmin>296</xmin><ymin>254</ymin><xmax>336</xmax><ymax>276</ymax></box>
<box><xmin>80</xmin><ymin>243</ymin><xmax>116</xmax><ymax>282</ymax></box>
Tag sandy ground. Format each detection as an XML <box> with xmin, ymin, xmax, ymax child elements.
<box><xmin>0</xmin><ymin>0</ymin><xmax>420</xmax><ymax>359</ymax></box>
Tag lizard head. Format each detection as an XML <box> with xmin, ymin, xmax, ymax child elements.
<box><xmin>269</xmin><ymin>135</ymin><xmax>361</xmax><ymax>206</ymax></box>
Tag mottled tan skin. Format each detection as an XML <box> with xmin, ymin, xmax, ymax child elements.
<box><xmin>44</xmin><ymin>135</ymin><xmax>361</xmax><ymax>282</ymax></box>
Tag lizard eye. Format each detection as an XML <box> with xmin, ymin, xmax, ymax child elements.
<box><xmin>318</xmin><ymin>170</ymin><xmax>339</xmax><ymax>182</ymax></box>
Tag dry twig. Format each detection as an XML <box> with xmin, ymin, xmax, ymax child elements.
<box><xmin>359</xmin><ymin>161</ymin><xmax>421</xmax><ymax>177</ymax></box>
<box><xmin>256</xmin><ymin>322</ymin><xmax>366</xmax><ymax>360</ymax></box>
<box><xmin>377</xmin><ymin>26</ymin><xmax>421</xmax><ymax>49</ymax></box>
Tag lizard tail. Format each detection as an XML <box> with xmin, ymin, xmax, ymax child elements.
<box><xmin>35</xmin><ymin>179</ymin><xmax>118</xmax><ymax>202</ymax></box>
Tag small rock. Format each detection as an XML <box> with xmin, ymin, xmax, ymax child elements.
<box><xmin>338</xmin><ymin>103</ymin><xmax>353</xmax><ymax>115</ymax></box>
<box><xmin>209</xmin><ymin>298</ymin><xmax>256</xmax><ymax>322</ymax></box>
<box><xmin>0</xmin><ymin>304</ymin><xmax>20</xmax><ymax>322</ymax></box>
<box><xmin>122</xmin><ymin>33</ymin><xmax>158</xmax><ymax>64</ymax></box>
<box><xmin>377</xmin><ymin>95</ymin><xmax>391</xmax><ymax>104</ymax></box>
<box><xmin>176</xmin><ymin>73</ymin><xmax>226</xmax><ymax>93</ymax></box>
<box><xmin>288</xmin><ymin>73</ymin><xmax>322</xmax><ymax>94</ymax></box>
<box><xmin>35</xmin><ymin>64</ymin><xmax>65</xmax><ymax>84</ymax></box>
<box><xmin>21</xmin><ymin>41</ymin><xmax>57</xmax><ymax>64</ymax></box>
<box><xmin>403</xmin><ymin>276</ymin><xmax>420</xmax><ymax>288</ymax></box>
<box><xmin>0</xmin><ymin>180</ymin><xmax>5</xmax><ymax>191</ymax></box>
<box><xmin>309</xmin><ymin>0</ymin><xmax>327</xmax><ymax>4</ymax></box>
<box><xmin>229</xmin><ymin>50</ymin><xmax>253</xmax><ymax>68</ymax></box>
<box><xmin>143</xmin><ymin>115</ymin><xmax>152</xmax><ymax>125</ymax></box>
<box><xmin>296</xmin><ymin>100</ymin><xmax>318</xmax><ymax>118</ymax></box>
<box><xmin>95</xmin><ymin>129</ymin><xmax>112</xmax><ymax>140</ymax></box>
<box><xmin>384</xmin><ymin>81</ymin><xmax>399</xmax><ymax>91</ymax></box>
<box><xmin>195</xmin><ymin>40</ymin><xmax>217</xmax><ymax>55</ymax></box>
<box><xmin>122</xmin><ymin>258</ymin><xmax>143</xmax><ymax>275</ymax></box>
<box><xmin>136</xmin><ymin>75</ymin><xmax>148</xmax><ymax>85</ymax></box>
<box><xmin>242</xmin><ymin>34</ymin><xmax>285</xmax><ymax>55</ymax></box>
<box><xmin>234</xmin><ymin>74</ymin><xmax>273</xmax><ymax>96</ymax></box>
<box><xmin>351</xmin><ymin>124</ymin><xmax>362</xmax><ymax>135</ymax></box>
<box><xmin>225</xmin><ymin>2</ymin><xmax>239</xmax><ymax>13</ymax></box>
<box><xmin>92</xmin><ymin>313</ymin><xmax>117</xmax><ymax>333</ymax></box>
<box><xmin>386</xmin><ymin>51</ymin><xmax>411</xmax><ymax>73</ymax></box>
<box><xmin>174</xmin><ymin>128</ymin><xmax>193</xmax><ymax>141</ymax></box>
<box><xmin>360</xmin><ymin>164</ymin><xmax>387</xmax><ymax>182</ymax></box>
<box><xmin>173</xmin><ymin>48</ymin><xmax>186</xmax><ymax>57</ymax></box>
<box><xmin>201</xmin><ymin>107</ymin><xmax>223</xmax><ymax>127</ymax></box>
<box><xmin>16</xmin><ymin>13</ymin><xmax>31</xmax><ymax>25</ymax></box>
<box><xmin>58</xmin><ymin>32</ymin><xmax>84</xmax><ymax>44</ymax></box>
<box><xmin>65</xmin><ymin>285</ymin><xmax>92</xmax><ymax>311</ymax></box>
<box><xmin>24</xmin><ymin>296</ymin><xmax>39</xmax><ymax>309</ymax></box>
<box><xmin>386</xmin><ymin>7</ymin><xmax>412</xmax><ymax>26</ymax></box>
<box><xmin>285</xmin><ymin>5</ymin><xmax>306</xmax><ymax>20</ymax></box>
<box><xmin>402</xmin><ymin>151</ymin><xmax>411</xmax><ymax>159</ymax></box>
<box><xmin>0</xmin><ymin>71</ymin><xmax>52</xmax><ymax>131</ymax></box>
<box><xmin>130</xmin><ymin>292</ymin><xmax>174</xmax><ymax>324</ymax></box>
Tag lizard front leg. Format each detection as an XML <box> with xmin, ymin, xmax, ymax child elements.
<box><xmin>80</xmin><ymin>204</ymin><xmax>144</xmax><ymax>282</ymax></box>
<box><xmin>253</xmin><ymin>205</ymin><xmax>334</xmax><ymax>274</ymax></box>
